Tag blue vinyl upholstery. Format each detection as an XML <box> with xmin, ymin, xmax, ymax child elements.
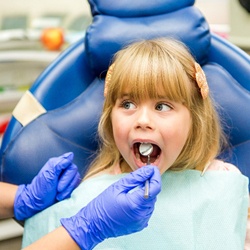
<box><xmin>1</xmin><ymin>0</ymin><xmax>250</xmax><ymax>189</ymax></box>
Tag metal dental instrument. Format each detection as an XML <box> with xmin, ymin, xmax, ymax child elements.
<box><xmin>139</xmin><ymin>143</ymin><xmax>153</xmax><ymax>199</ymax></box>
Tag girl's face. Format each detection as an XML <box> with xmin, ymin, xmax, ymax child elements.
<box><xmin>111</xmin><ymin>95</ymin><xmax>191</xmax><ymax>174</ymax></box>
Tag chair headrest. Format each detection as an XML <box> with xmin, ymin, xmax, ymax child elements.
<box><xmin>85</xmin><ymin>2</ymin><xmax>211</xmax><ymax>77</ymax></box>
<box><xmin>88</xmin><ymin>0</ymin><xmax>195</xmax><ymax>17</ymax></box>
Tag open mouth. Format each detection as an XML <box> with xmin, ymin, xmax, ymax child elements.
<box><xmin>133</xmin><ymin>142</ymin><xmax>161</xmax><ymax>164</ymax></box>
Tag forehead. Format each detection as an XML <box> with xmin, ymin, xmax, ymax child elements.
<box><xmin>113</xmin><ymin>68</ymin><xmax>191</xmax><ymax>105</ymax></box>
<box><xmin>109</xmin><ymin>41</ymin><xmax>194</xmax><ymax>105</ymax></box>
<box><xmin>116</xmin><ymin>82</ymin><xmax>168</xmax><ymax>100</ymax></box>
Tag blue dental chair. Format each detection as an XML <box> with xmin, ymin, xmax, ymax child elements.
<box><xmin>1</xmin><ymin>0</ymin><xmax>250</xmax><ymax>190</ymax></box>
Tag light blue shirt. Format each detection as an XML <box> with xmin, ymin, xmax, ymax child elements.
<box><xmin>22</xmin><ymin>170</ymin><xmax>249</xmax><ymax>249</ymax></box>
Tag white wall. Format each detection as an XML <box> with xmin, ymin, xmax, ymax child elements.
<box><xmin>0</xmin><ymin>0</ymin><xmax>91</xmax><ymax>27</ymax></box>
<box><xmin>195</xmin><ymin>0</ymin><xmax>229</xmax><ymax>25</ymax></box>
<box><xmin>0</xmin><ymin>0</ymin><xmax>230</xmax><ymax>27</ymax></box>
<box><xmin>229</xmin><ymin>0</ymin><xmax>250</xmax><ymax>48</ymax></box>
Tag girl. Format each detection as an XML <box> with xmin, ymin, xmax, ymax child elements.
<box><xmin>22</xmin><ymin>38</ymin><xmax>249</xmax><ymax>249</ymax></box>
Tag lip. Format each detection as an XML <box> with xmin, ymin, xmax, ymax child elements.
<box><xmin>131</xmin><ymin>139</ymin><xmax>160</xmax><ymax>147</ymax></box>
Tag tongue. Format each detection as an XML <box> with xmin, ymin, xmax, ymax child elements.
<box><xmin>150</xmin><ymin>146</ymin><xmax>159</xmax><ymax>157</ymax></box>
<box><xmin>141</xmin><ymin>155</ymin><xmax>149</xmax><ymax>164</ymax></box>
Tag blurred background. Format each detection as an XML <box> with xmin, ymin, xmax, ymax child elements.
<box><xmin>0</xmin><ymin>0</ymin><xmax>249</xmax><ymax>249</ymax></box>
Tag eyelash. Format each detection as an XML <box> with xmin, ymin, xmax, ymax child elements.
<box><xmin>119</xmin><ymin>99</ymin><xmax>173</xmax><ymax>111</ymax></box>
<box><xmin>155</xmin><ymin>102</ymin><xmax>172</xmax><ymax>111</ymax></box>
<box><xmin>120</xmin><ymin>100</ymin><xmax>134</xmax><ymax>109</ymax></box>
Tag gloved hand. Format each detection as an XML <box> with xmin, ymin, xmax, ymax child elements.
<box><xmin>14</xmin><ymin>152</ymin><xmax>81</xmax><ymax>220</ymax></box>
<box><xmin>61</xmin><ymin>165</ymin><xmax>161</xmax><ymax>250</ymax></box>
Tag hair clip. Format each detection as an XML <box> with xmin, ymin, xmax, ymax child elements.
<box><xmin>194</xmin><ymin>62</ymin><xmax>209</xmax><ymax>99</ymax></box>
<box><xmin>104</xmin><ymin>63</ymin><xmax>115</xmax><ymax>97</ymax></box>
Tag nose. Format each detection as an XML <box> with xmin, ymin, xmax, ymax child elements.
<box><xmin>135</xmin><ymin>107</ymin><xmax>155</xmax><ymax>130</ymax></box>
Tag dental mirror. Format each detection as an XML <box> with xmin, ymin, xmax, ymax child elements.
<box><xmin>139</xmin><ymin>143</ymin><xmax>153</xmax><ymax>198</ymax></box>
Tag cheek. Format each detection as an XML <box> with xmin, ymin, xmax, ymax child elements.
<box><xmin>167</xmin><ymin>129</ymin><xmax>188</xmax><ymax>153</ymax></box>
<box><xmin>111</xmin><ymin>115</ymin><xmax>126</xmax><ymax>147</ymax></box>
<box><xmin>170</xmin><ymin>112</ymin><xmax>191</xmax><ymax>150</ymax></box>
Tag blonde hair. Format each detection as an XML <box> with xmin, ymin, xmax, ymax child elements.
<box><xmin>84</xmin><ymin>38</ymin><xmax>226</xmax><ymax>179</ymax></box>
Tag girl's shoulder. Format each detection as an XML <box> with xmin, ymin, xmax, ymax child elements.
<box><xmin>206</xmin><ymin>159</ymin><xmax>241</xmax><ymax>173</ymax></box>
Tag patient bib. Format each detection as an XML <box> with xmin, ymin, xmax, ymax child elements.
<box><xmin>22</xmin><ymin>170</ymin><xmax>249</xmax><ymax>249</ymax></box>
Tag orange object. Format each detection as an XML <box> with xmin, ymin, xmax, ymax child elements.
<box><xmin>41</xmin><ymin>28</ymin><xmax>64</xmax><ymax>51</ymax></box>
<box><xmin>0</xmin><ymin>119</ymin><xmax>9</xmax><ymax>134</ymax></box>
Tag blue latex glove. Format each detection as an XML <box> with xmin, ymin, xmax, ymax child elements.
<box><xmin>61</xmin><ymin>165</ymin><xmax>161</xmax><ymax>250</ymax></box>
<box><xmin>14</xmin><ymin>152</ymin><xmax>81</xmax><ymax>220</ymax></box>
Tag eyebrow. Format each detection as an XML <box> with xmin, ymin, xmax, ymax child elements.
<box><xmin>119</xmin><ymin>93</ymin><xmax>131</xmax><ymax>99</ymax></box>
<box><xmin>119</xmin><ymin>88</ymin><xmax>173</xmax><ymax>101</ymax></box>
<box><xmin>155</xmin><ymin>94</ymin><xmax>168</xmax><ymax>99</ymax></box>
<box><xmin>119</xmin><ymin>93</ymin><xmax>170</xmax><ymax>101</ymax></box>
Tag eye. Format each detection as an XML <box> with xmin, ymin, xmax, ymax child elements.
<box><xmin>121</xmin><ymin>100</ymin><xmax>136</xmax><ymax>110</ymax></box>
<box><xmin>155</xmin><ymin>103</ymin><xmax>172</xmax><ymax>111</ymax></box>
